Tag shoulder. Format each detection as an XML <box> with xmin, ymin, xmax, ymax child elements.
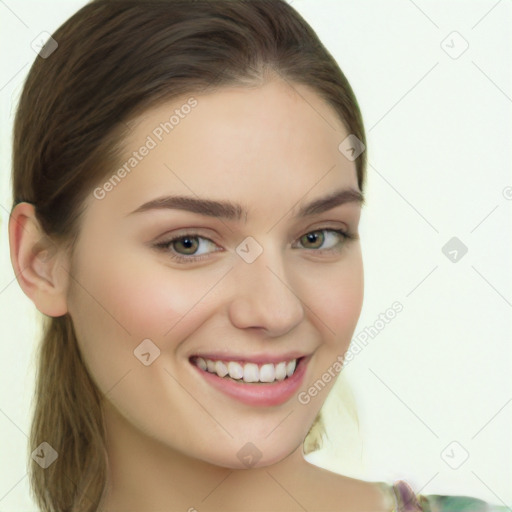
<box><xmin>298</xmin><ymin>461</ymin><xmax>395</xmax><ymax>510</ymax></box>
<box><xmin>389</xmin><ymin>479</ymin><xmax>510</xmax><ymax>512</ymax></box>
<box><xmin>297</xmin><ymin>462</ymin><xmax>509</xmax><ymax>512</ymax></box>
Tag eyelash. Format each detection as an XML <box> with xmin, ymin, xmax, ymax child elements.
<box><xmin>154</xmin><ymin>228</ymin><xmax>357</xmax><ymax>264</ymax></box>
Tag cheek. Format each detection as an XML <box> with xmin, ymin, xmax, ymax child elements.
<box><xmin>67</xmin><ymin>249</ymin><xmax>220</xmax><ymax>392</ymax></box>
<box><xmin>303</xmin><ymin>252</ymin><xmax>364</xmax><ymax>349</ymax></box>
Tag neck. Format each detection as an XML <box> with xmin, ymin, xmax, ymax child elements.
<box><xmin>100</xmin><ymin>399</ymin><xmax>310</xmax><ymax>511</ymax></box>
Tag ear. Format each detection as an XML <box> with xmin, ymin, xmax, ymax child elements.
<box><xmin>8</xmin><ymin>202</ymin><xmax>70</xmax><ymax>317</ymax></box>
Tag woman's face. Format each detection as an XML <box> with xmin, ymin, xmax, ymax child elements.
<box><xmin>66</xmin><ymin>79</ymin><xmax>364</xmax><ymax>468</ymax></box>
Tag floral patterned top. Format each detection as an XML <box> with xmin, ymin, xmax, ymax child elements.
<box><xmin>378</xmin><ymin>480</ymin><xmax>510</xmax><ymax>511</ymax></box>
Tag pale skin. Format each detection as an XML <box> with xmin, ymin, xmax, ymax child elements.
<box><xmin>10</xmin><ymin>79</ymin><xmax>393</xmax><ymax>511</ymax></box>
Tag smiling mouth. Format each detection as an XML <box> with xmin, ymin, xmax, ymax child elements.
<box><xmin>189</xmin><ymin>355</ymin><xmax>304</xmax><ymax>384</ymax></box>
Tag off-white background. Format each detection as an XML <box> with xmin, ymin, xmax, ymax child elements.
<box><xmin>1</xmin><ymin>0</ymin><xmax>511</xmax><ymax>510</ymax></box>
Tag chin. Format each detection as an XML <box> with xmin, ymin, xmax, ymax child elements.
<box><xmin>195</xmin><ymin>438</ymin><xmax>302</xmax><ymax>470</ymax></box>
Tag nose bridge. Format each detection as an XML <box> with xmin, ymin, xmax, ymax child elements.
<box><xmin>228</xmin><ymin>237</ymin><xmax>305</xmax><ymax>335</ymax></box>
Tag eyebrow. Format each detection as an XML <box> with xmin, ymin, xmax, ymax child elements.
<box><xmin>127</xmin><ymin>187</ymin><xmax>364</xmax><ymax>221</ymax></box>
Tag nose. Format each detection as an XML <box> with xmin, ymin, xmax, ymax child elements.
<box><xmin>227</xmin><ymin>244</ymin><xmax>305</xmax><ymax>337</ymax></box>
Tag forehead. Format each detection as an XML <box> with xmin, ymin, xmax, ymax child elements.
<box><xmin>87</xmin><ymin>79</ymin><xmax>358</xmax><ymax>220</ymax></box>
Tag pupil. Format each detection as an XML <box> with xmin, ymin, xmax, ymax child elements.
<box><xmin>305</xmin><ymin>231</ymin><xmax>323</xmax><ymax>247</ymax></box>
<box><xmin>179</xmin><ymin>237</ymin><xmax>197</xmax><ymax>253</ymax></box>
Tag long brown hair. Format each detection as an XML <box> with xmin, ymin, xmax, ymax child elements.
<box><xmin>11</xmin><ymin>0</ymin><xmax>367</xmax><ymax>509</ymax></box>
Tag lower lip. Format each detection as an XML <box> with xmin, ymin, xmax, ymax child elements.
<box><xmin>190</xmin><ymin>356</ymin><xmax>310</xmax><ymax>407</ymax></box>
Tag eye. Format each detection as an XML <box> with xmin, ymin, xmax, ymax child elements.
<box><xmin>295</xmin><ymin>229</ymin><xmax>351</xmax><ymax>251</ymax></box>
<box><xmin>154</xmin><ymin>228</ymin><xmax>356</xmax><ymax>264</ymax></box>
<box><xmin>155</xmin><ymin>233</ymin><xmax>220</xmax><ymax>263</ymax></box>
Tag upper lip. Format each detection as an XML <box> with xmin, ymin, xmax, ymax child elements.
<box><xmin>190</xmin><ymin>351</ymin><xmax>308</xmax><ymax>365</ymax></box>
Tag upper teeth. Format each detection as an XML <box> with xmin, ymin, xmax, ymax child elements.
<box><xmin>193</xmin><ymin>357</ymin><xmax>297</xmax><ymax>383</ymax></box>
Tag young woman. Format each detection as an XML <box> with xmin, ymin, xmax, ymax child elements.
<box><xmin>8</xmin><ymin>0</ymin><xmax>508</xmax><ymax>510</ymax></box>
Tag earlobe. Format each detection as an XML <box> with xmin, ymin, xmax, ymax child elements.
<box><xmin>8</xmin><ymin>202</ymin><xmax>70</xmax><ymax>317</ymax></box>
